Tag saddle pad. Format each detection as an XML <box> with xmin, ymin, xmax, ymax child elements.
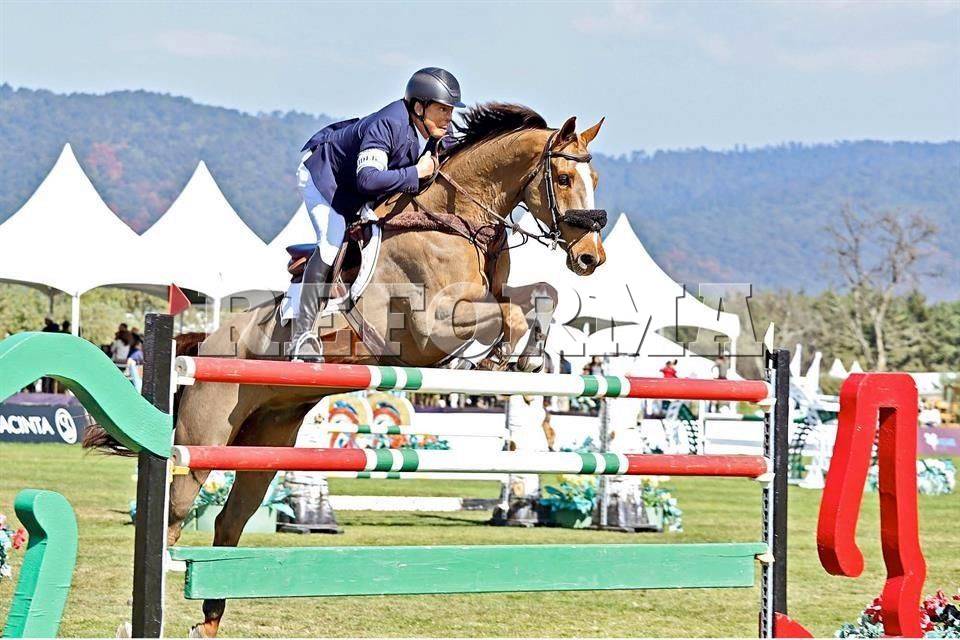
<box><xmin>280</xmin><ymin>220</ymin><xmax>383</xmax><ymax>323</ymax></box>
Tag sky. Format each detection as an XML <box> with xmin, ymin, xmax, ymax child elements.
<box><xmin>1</xmin><ymin>1</ymin><xmax>958</xmax><ymax>155</ymax></box>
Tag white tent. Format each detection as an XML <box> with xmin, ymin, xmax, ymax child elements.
<box><xmin>600</xmin><ymin>214</ymin><xmax>741</xmax><ymax>342</ymax></box>
<box><xmin>585</xmin><ymin>324</ymin><xmax>716</xmax><ymax>378</ymax></box>
<box><xmin>139</xmin><ymin>162</ymin><xmax>283</xmax><ymax>326</ymax></box>
<box><xmin>828</xmin><ymin>358</ymin><xmax>848</xmax><ymax>380</ymax></box>
<box><xmin>508</xmin><ymin>212</ymin><xmax>741</xmax><ymax>364</ymax></box>
<box><xmin>0</xmin><ymin>144</ymin><xmax>165</xmax><ymax>334</ymax></box>
<box><xmin>266</xmin><ymin>203</ymin><xmax>314</xmax><ymax>277</ymax></box>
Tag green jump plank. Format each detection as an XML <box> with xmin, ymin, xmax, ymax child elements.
<box><xmin>0</xmin><ymin>332</ymin><xmax>172</xmax><ymax>456</ymax></box>
<box><xmin>170</xmin><ymin>542</ymin><xmax>767</xmax><ymax>600</ymax></box>
<box><xmin>3</xmin><ymin>490</ymin><xmax>79</xmax><ymax>638</ymax></box>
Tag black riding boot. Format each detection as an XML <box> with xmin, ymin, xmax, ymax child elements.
<box><xmin>287</xmin><ymin>250</ymin><xmax>332</xmax><ymax>361</ymax></box>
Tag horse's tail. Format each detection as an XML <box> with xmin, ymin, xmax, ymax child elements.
<box><xmin>81</xmin><ymin>332</ymin><xmax>206</xmax><ymax>455</ymax></box>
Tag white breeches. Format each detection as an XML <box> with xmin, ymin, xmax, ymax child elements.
<box><xmin>297</xmin><ymin>162</ymin><xmax>346</xmax><ymax>266</ymax></box>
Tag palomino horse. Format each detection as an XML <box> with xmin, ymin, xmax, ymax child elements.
<box><xmin>113</xmin><ymin>104</ymin><xmax>607</xmax><ymax>636</ymax></box>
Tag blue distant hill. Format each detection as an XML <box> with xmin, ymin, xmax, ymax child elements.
<box><xmin>2</xmin><ymin>84</ymin><xmax>956</xmax><ymax>298</ymax></box>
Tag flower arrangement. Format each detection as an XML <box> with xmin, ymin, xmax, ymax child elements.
<box><xmin>559</xmin><ymin>436</ymin><xmax>596</xmax><ymax>453</ymax></box>
<box><xmin>640</xmin><ymin>479</ymin><xmax>684</xmax><ymax>532</ymax></box>
<box><xmin>541</xmin><ymin>476</ymin><xmax>598</xmax><ymax>517</ymax></box>
<box><xmin>552</xmin><ymin>437</ymin><xmax>682</xmax><ymax>531</ymax></box>
<box><xmin>183</xmin><ymin>471</ymin><xmax>295</xmax><ymax>526</ymax></box>
<box><xmin>386</xmin><ymin>435</ymin><xmax>451</xmax><ymax>450</ymax></box>
<box><xmin>837</xmin><ymin>590</ymin><xmax>960</xmax><ymax>637</ymax></box>
<box><xmin>540</xmin><ymin>475</ymin><xmax>684</xmax><ymax>532</ymax></box>
<box><xmin>0</xmin><ymin>512</ymin><xmax>27</xmax><ymax>583</ymax></box>
<box><xmin>129</xmin><ymin>471</ymin><xmax>295</xmax><ymax>524</ymax></box>
<box><xmin>866</xmin><ymin>459</ymin><xmax>956</xmax><ymax>496</ymax></box>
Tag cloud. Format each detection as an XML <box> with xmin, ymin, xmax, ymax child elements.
<box><xmin>573</xmin><ymin>2</ymin><xmax>958</xmax><ymax>74</ymax></box>
<box><xmin>776</xmin><ymin>40</ymin><xmax>953</xmax><ymax>74</ymax></box>
<box><xmin>140</xmin><ymin>30</ymin><xmax>286</xmax><ymax>60</ymax></box>
<box><xmin>574</xmin><ymin>2</ymin><xmax>657</xmax><ymax>34</ymax></box>
<box><xmin>695</xmin><ymin>33</ymin><xmax>734</xmax><ymax>63</ymax></box>
<box><xmin>377</xmin><ymin>51</ymin><xmax>418</xmax><ymax>68</ymax></box>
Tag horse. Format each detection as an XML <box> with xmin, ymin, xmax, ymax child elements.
<box><xmin>93</xmin><ymin>103</ymin><xmax>608</xmax><ymax>636</ymax></box>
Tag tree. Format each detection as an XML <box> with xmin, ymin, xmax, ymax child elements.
<box><xmin>825</xmin><ymin>205</ymin><xmax>939</xmax><ymax>371</ymax></box>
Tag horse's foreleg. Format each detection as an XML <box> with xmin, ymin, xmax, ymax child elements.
<box><xmin>504</xmin><ymin>283</ymin><xmax>558</xmax><ymax>372</ymax></box>
<box><xmin>446</xmin><ymin>298</ymin><xmax>524</xmax><ymax>371</ymax></box>
<box><xmin>410</xmin><ymin>284</ymin><xmax>507</xmax><ymax>360</ymax></box>
<box><xmin>191</xmin><ymin>407</ymin><xmax>306</xmax><ymax>638</ymax></box>
<box><xmin>496</xmin><ymin>300</ymin><xmax>530</xmax><ymax>360</ymax></box>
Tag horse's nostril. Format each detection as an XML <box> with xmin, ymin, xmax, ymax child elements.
<box><xmin>578</xmin><ymin>254</ymin><xmax>596</xmax><ymax>268</ymax></box>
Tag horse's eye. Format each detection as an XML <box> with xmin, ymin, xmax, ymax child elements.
<box><xmin>558</xmin><ymin>174</ymin><xmax>571</xmax><ymax>187</ymax></box>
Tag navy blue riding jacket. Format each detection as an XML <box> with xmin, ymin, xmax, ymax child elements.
<box><xmin>301</xmin><ymin>99</ymin><xmax>454</xmax><ymax>223</ymax></box>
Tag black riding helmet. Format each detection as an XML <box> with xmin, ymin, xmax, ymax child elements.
<box><xmin>404</xmin><ymin>67</ymin><xmax>465</xmax><ymax>108</ymax></box>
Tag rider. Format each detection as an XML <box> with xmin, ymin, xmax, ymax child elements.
<box><xmin>290</xmin><ymin>67</ymin><xmax>465</xmax><ymax>361</ymax></box>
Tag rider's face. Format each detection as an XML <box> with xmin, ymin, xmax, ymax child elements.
<box><xmin>420</xmin><ymin>102</ymin><xmax>454</xmax><ymax>138</ymax></box>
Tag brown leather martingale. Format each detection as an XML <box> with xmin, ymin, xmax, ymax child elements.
<box><xmin>379</xmin><ymin>208</ymin><xmax>508</xmax><ymax>262</ymax></box>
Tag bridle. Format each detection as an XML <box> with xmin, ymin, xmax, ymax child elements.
<box><xmin>522</xmin><ymin>130</ymin><xmax>607</xmax><ymax>249</ymax></box>
<box><xmin>433</xmin><ymin>129</ymin><xmax>608</xmax><ymax>251</ymax></box>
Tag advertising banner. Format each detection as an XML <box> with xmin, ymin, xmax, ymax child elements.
<box><xmin>0</xmin><ymin>394</ymin><xmax>90</xmax><ymax>444</ymax></box>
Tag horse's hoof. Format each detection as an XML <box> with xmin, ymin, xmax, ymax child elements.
<box><xmin>116</xmin><ymin>622</ymin><xmax>132</xmax><ymax>638</ymax></box>
<box><xmin>477</xmin><ymin>357</ymin><xmax>502</xmax><ymax>371</ymax></box>
<box><xmin>189</xmin><ymin>624</ymin><xmax>210</xmax><ymax>638</ymax></box>
<box><xmin>517</xmin><ymin>355</ymin><xmax>545</xmax><ymax>373</ymax></box>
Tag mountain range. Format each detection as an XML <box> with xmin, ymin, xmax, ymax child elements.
<box><xmin>2</xmin><ymin>84</ymin><xmax>957</xmax><ymax>299</ymax></box>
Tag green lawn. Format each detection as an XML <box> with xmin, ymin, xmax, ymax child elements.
<box><xmin>1</xmin><ymin>443</ymin><xmax>957</xmax><ymax>637</ymax></box>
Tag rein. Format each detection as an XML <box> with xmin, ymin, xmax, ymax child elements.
<box><xmin>392</xmin><ymin>128</ymin><xmax>609</xmax><ymax>276</ymax></box>
<box><xmin>436</xmin><ymin>130</ymin><xmax>607</xmax><ymax>251</ymax></box>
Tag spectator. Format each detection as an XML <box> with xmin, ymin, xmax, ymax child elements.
<box><xmin>712</xmin><ymin>354</ymin><xmax>729</xmax><ymax>380</ymax></box>
<box><xmin>127</xmin><ymin>335</ymin><xmax>144</xmax><ymax>365</ymax></box>
<box><xmin>588</xmin><ymin>356</ymin><xmax>604</xmax><ymax>376</ymax></box>
<box><xmin>110</xmin><ymin>324</ymin><xmax>131</xmax><ymax>364</ymax></box>
<box><xmin>660</xmin><ymin>359</ymin><xmax>678</xmax><ymax>379</ymax></box>
<box><xmin>131</xmin><ymin>326</ymin><xmax>143</xmax><ymax>342</ymax></box>
<box><xmin>40</xmin><ymin>318</ymin><xmax>60</xmax><ymax>392</ymax></box>
<box><xmin>60</xmin><ymin>320</ymin><xmax>71</xmax><ymax>334</ymax></box>
<box><xmin>559</xmin><ymin>352</ymin><xmax>572</xmax><ymax>375</ymax></box>
<box><xmin>126</xmin><ymin>335</ymin><xmax>145</xmax><ymax>392</ymax></box>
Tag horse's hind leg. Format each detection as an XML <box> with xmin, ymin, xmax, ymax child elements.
<box><xmin>168</xmin><ymin>382</ymin><xmax>251</xmax><ymax>547</ymax></box>
<box><xmin>191</xmin><ymin>407</ymin><xmax>308</xmax><ymax>638</ymax></box>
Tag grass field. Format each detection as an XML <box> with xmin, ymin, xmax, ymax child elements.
<box><xmin>1</xmin><ymin>443</ymin><xmax>957</xmax><ymax>637</ymax></box>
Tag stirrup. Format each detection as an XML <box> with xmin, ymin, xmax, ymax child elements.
<box><xmin>288</xmin><ymin>333</ymin><xmax>324</xmax><ymax>363</ymax></box>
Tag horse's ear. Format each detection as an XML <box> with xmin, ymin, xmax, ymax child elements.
<box><xmin>580</xmin><ymin>117</ymin><xmax>605</xmax><ymax>146</ymax></box>
<box><xmin>555</xmin><ymin>116</ymin><xmax>577</xmax><ymax>146</ymax></box>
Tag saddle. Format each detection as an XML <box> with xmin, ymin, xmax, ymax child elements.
<box><xmin>280</xmin><ymin>205</ymin><xmax>509</xmax><ymax>368</ymax></box>
<box><xmin>284</xmin><ymin>208</ymin><xmax>507</xmax><ymax>291</ymax></box>
<box><xmin>284</xmin><ymin>224</ymin><xmax>371</xmax><ymax>292</ymax></box>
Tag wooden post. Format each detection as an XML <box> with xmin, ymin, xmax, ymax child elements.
<box><xmin>760</xmin><ymin>348</ymin><xmax>790</xmax><ymax>637</ymax></box>
<box><xmin>597</xmin><ymin>398</ymin><xmax>610</xmax><ymax>528</ymax></box>
<box><xmin>131</xmin><ymin>313</ymin><xmax>174</xmax><ymax>637</ymax></box>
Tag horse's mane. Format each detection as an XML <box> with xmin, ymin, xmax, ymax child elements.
<box><xmin>446</xmin><ymin>102</ymin><xmax>548</xmax><ymax>160</ymax></box>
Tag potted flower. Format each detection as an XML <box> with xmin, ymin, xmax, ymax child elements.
<box><xmin>837</xmin><ymin>590</ymin><xmax>960</xmax><ymax>637</ymax></box>
<box><xmin>186</xmin><ymin>471</ymin><xmax>294</xmax><ymax>533</ymax></box>
<box><xmin>640</xmin><ymin>479</ymin><xmax>683</xmax><ymax>532</ymax></box>
<box><xmin>130</xmin><ymin>472</ymin><xmax>295</xmax><ymax>533</ymax></box>
<box><xmin>541</xmin><ymin>477</ymin><xmax>597</xmax><ymax>529</ymax></box>
<box><xmin>0</xmin><ymin>512</ymin><xmax>27</xmax><ymax>582</ymax></box>
<box><xmin>866</xmin><ymin>459</ymin><xmax>956</xmax><ymax>496</ymax></box>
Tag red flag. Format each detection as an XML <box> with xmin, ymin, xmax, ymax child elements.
<box><xmin>168</xmin><ymin>284</ymin><xmax>191</xmax><ymax>316</ymax></box>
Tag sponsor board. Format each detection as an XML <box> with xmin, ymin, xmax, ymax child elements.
<box><xmin>918</xmin><ymin>426</ymin><xmax>960</xmax><ymax>456</ymax></box>
<box><xmin>0</xmin><ymin>401</ymin><xmax>90</xmax><ymax>444</ymax></box>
